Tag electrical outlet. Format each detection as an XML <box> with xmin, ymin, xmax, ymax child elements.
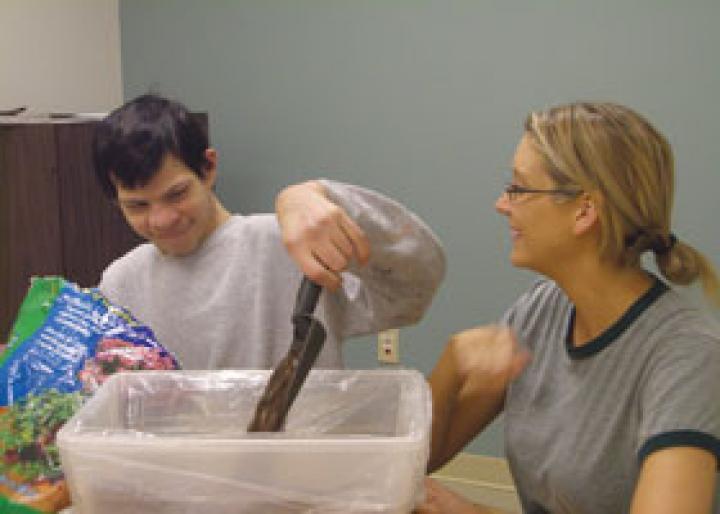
<box><xmin>377</xmin><ymin>329</ymin><xmax>400</xmax><ymax>364</ymax></box>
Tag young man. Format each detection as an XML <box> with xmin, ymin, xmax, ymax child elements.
<box><xmin>92</xmin><ymin>94</ymin><xmax>446</xmax><ymax>369</ymax></box>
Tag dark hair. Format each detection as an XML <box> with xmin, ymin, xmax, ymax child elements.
<box><xmin>92</xmin><ymin>94</ymin><xmax>210</xmax><ymax>198</ymax></box>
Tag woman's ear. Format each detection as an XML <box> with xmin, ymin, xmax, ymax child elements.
<box><xmin>573</xmin><ymin>192</ymin><xmax>600</xmax><ymax>236</ymax></box>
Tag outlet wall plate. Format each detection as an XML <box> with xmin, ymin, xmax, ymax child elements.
<box><xmin>377</xmin><ymin>329</ymin><xmax>400</xmax><ymax>364</ymax></box>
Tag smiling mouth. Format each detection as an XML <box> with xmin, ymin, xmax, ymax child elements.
<box><xmin>154</xmin><ymin>230</ymin><xmax>187</xmax><ymax>241</ymax></box>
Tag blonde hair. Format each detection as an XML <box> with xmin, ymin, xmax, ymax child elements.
<box><xmin>524</xmin><ymin>102</ymin><xmax>719</xmax><ymax>305</ymax></box>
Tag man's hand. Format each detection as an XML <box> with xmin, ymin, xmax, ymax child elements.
<box><xmin>276</xmin><ymin>180</ymin><xmax>370</xmax><ymax>291</ymax></box>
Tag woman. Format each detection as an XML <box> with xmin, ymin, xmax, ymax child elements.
<box><xmin>418</xmin><ymin>102</ymin><xmax>720</xmax><ymax>514</ymax></box>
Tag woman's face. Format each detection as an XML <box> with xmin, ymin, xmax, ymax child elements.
<box><xmin>495</xmin><ymin>134</ymin><xmax>580</xmax><ymax>276</ymax></box>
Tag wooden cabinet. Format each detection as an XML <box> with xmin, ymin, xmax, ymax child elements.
<box><xmin>0</xmin><ymin>120</ymin><xmax>142</xmax><ymax>340</ymax></box>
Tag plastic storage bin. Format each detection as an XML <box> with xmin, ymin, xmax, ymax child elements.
<box><xmin>57</xmin><ymin>369</ymin><xmax>431</xmax><ymax>514</ymax></box>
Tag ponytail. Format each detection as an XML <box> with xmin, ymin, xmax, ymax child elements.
<box><xmin>655</xmin><ymin>238</ymin><xmax>720</xmax><ymax>307</ymax></box>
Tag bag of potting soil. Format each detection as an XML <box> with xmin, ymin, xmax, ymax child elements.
<box><xmin>0</xmin><ymin>277</ymin><xmax>180</xmax><ymax>513</ymax></box>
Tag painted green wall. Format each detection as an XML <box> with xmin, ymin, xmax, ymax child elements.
<box><xmin>120</xmin><ymin>0</ymin><xmax>720</xmax><ymax>456</ymax></box>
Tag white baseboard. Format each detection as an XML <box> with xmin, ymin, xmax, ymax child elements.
<box><xmin>431</xmin><ymin>453</ymin><xmax>521</xmax><ymax>513</ymax></box>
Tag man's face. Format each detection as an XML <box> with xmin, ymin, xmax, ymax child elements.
<box><xmin>113</xmin><ymin>152</ymin><xmax>221</xmax><ymax>256</ymax></box>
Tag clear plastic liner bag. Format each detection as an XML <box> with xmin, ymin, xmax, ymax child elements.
<box><xmin>57</xmin><ymin>369</ymin><xmax>431</xmax><ymax>514</ymax></box>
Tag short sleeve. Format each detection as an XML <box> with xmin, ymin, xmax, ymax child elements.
<box><xmin>500</xmin><ymin>279</ymin><xmax>566</xmax><ymax>352</ymax></box>
<box><xmin>638</xmin><ymin>327</ymin><xmax>720</xmax><ymax>465</ymax></box>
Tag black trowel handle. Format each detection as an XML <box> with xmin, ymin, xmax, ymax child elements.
<box><xmin>293</xmin><ymin>277</ymin><xmax>322</xmax><ymax>318</ymax></box>
<box><xmin>291</xmin><ymin>277</ymin><xmax>322</xmax><ymax>342</ymax></box>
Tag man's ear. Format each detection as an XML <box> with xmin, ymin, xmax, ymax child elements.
<box><xmin>202</xmin><ymin>148</ymin><xmax>218</xmax><ymax>187</ymax></box>
<box><xmin>573</xmin><ymin>192</ymin><xmax>600</xmax><ymax>236</ymax></box>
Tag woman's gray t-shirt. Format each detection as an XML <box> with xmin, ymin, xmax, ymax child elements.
<box><xmin>503</xmin><ymin>278</ymin><xmax>720</xmax><ymax>514</ymax></box>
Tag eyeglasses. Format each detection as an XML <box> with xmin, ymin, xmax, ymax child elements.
<box><xmin>503</xmin><ymin>183</ymin><xmax>582</xmax><ymax>203</ymax></box>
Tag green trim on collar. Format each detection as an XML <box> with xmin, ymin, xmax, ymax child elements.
<box><xmin>565</xmin><ymin>276</ymin><xmax>669</xmax><ymax>359</ymax></box>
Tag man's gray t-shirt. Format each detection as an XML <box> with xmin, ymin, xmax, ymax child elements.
<box><xmin>503</xmin><ymin>277</ymin><xmax>720</xmax><ymax>514</ymax></box>
<box><xmin>98</xmin><ymin>180</ymin><xmax>445</xmax><ymax>370</ymax></box>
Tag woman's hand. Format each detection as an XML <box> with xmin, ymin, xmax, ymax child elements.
<box><xmin>428</xmin><ymin>325</ymin><xmax>530</xmax><ymax>471</ymax></box>
<box><xmin>414</xmin><ymin>478</ymin><xmax>497</xmax><ymax>514</ymax></box>
<box><xmin>276</xmin><ymin>180</ymin><xmax>370</xmax><ymax>290</ymax></box>
<box><xmin>450</xmin><ymin>325</ymin><xmax>530</xmax><ymax>390</ymax></box>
